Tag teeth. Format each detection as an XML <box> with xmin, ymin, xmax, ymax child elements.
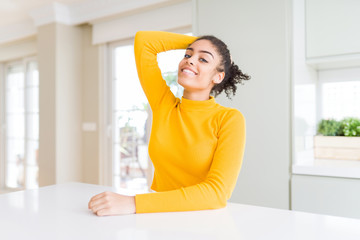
<box><xmin>183</xmin><ymin>69</ymin><xmax>195</xmax><ymax>75</ymax></box>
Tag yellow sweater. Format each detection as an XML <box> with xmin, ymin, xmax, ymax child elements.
<box><xmin>134</xmin><ymin>31</ymin><xmax>246</xmax><ymax>213</ymax></box>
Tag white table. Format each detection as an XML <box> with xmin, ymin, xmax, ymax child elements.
<box><xmin>1</xmin><ymin>182</ymin><xmax>360</xmax><ymax>240</ymax></box>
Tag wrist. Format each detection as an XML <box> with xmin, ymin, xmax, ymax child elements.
<box><xmin>131</xmin><ymin>195</ymin><xmax>136</xmax><ymax>214</ymax></box>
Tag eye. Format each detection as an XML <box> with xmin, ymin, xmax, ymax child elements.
<box><xmin>184</xmin><ymin>54</ymin><xmax>191</xmax><ymax>58</ymax></box>
<box><xmin>199</xmin><ymin>58</ymin><xmax>208</xmax><ymax>63</ymax></box>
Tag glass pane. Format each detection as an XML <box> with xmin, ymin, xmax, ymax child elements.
<box><xmin>113</xmin><ymin>143</ymin><xmax>121</xmax><ymax>176</ymax></box>
<box><xmin>6</xmin><ymin>64</ymin><xmax>24</xmax><ymax>89</ymax></box>
<box><xmin>113</xmin><ymin>175</ymin><xmax>121</xmax><ymax>189</ymax></box>
<box><xmin>113</xmin><ymin>44</ymin><xmax>149</xmax><ymax>190</ymax></box>
<box><xmin>26</xmin><ymin>140</ymin><xmax>39</xmax><ymax>166</ymax></box>
<box><xmin>26</xmin><ymin>87</ymin><xmax>39</xmax><ymax>112</ymax></box>
<box><xmin>6</xmin><ymin>87</ymin><xmax>25</xmax><ymax>114</ymax></box>
<box><xmin>27</xmin><ymin>113</ymin><xmax>39</xmax><ymax>140</ymax></box>
<box><xmin>113</xmin><ymin>110</ymin><xmax>121</xmax><ymax>144</ymax></box>
<box><xmin>6</xmin><ymin>139</ymin><xmax>25</xmax><ymax>188</ymax></box>
<box><xmin>6</xmin><ymin>113</ymin><xmax>25</xmax><ymax>139</ymax></box>
<box><xmin>113</xmin><ymin>79</ymin><xmax>121</xmax><ymax>111</ymax></box>
<box><xmin>6</xmin><ymin>162</ymin><xmax>24</xmax><ymax>188</ymax></box>
<box><xmin>6</xmin><ymin>65</ymin><xmax>25</xmax><ymax>115</ymax></box>
<box><xmin>114</xmin><ymin>45</ymin><xmax>147</xmax><ymax>111</ymax></box>
<box><xmin>26</xmin><ymin>166</ymin><xmax>39</xmax><ymax>189</ymax></box>
<box><xmin>157</xmin><ymin>49</ymin><xmax>185</xmax><ymax>72</ymax></box>
<box><xmin>27</xmin><ymin>61</ymin><xmax>39</xmax><ymax>86</ymax></box>
<box><xmin>26</xmin><ymin>61</ymin><xmax>39</xmax><ymax>189</ymax></box>
<box><xmin>157</xmin><ymin>49</ymin><xmax>186</xmax><ymax>98</ymax></box>
<box><xmin>322</xmin><ymin>81</ymin><xmax>360</xmax><ymax>120</ymax></box>
<box><xmin>6</xmin><ymin>139</ymin><xmax>25</xmax><ymax>164</ymax></box>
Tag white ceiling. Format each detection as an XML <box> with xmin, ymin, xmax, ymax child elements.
<box><xmin>0</xmin><ymin>0</ymin><xmax>86</xmax><ymax>26</ymax></box>
<box><xmin>0</xmin><ymin>0</ymin><xmax>184</xmax><ymax>45</ymax></box>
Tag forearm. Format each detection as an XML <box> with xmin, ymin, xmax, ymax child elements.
<box><xmin>134</xmin><ymin>31</ymin><xmax>197</xmax><ymax>61</ymax></box>
<box><xmin>135</xmin><ymin>181</ymin><xmax>228</xmax><ymax>213</ymax></box>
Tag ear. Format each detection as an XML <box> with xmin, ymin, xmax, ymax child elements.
<box><xmin>213</xmin><ymin>72</ymin><xmax>225</xmax><ymax>84</ymax></box>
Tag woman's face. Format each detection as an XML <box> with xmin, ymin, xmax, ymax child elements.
<box><xmin>177</xmin><ymin>39</ymin><xmax>224</xmax><ymax>93</ymax></box>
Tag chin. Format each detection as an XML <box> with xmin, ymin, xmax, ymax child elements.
<box><xmin>177</xmin><ymin>77</ymin><xmax>190</xmax><ymax>89</ymax></box>
<box><xmin>177</xmin><ymin>76</ymin><xmax>184</xmax><ymax>86</ymax></box>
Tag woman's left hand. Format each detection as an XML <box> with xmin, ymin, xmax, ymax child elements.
<box><xmin>88</xmin><ymin>191</ymin><xmax>136</xmax><ymax>216</ymax></box>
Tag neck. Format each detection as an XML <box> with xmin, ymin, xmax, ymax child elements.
<box><xmin>182</xmin><ymin>89</ymin><xmax>211</xmax><ymax>101</ymax></box>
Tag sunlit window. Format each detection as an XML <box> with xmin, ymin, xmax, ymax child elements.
<box><xmin>321</xmin><ymin>81</ymin><xmax>360</xmax><ymax>120</ymax></box>
<box><xmin>4</xmin><ymin>60</ymin><xmax>39</xmax><ymax>189</ymax></box>
<box><xmin>293</xmin><ymin>67</ymin><xmax>360</xmax><ymax>167</ymax></box>
<box><xmin>112</xmin><ymin>44</ymin><xmax>148</xmax><ymax>190</ymax></box>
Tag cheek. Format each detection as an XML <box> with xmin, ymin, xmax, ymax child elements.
<box><xmin>200</xmin><ymin>65</ymin><xmax>217</xmax><ymax>79</ymax></box>
<box><xmin>178</xmin><ymin>59</ymin><xmax>186</xmax><ymax>69</ymax></box>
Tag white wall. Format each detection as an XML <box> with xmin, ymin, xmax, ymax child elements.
<box><xmin>38</xmin><ymin>23</ymin><xmax>83</xmax><ymax>186</ymax></box>
<box><xmin>0</xmin><ymin>37</ymin><xmax>37</xmax><ymax>62</ymax></box>
<box><xmin>38</xmin><ymin>24</ymin><xmax>57</xmax><ymax>185</ymax></box>
<box><xmin>56</xmin><ymin>23</ymin><xmax>83</xmax><ymax>183</ymax></box>
<box><xmin>195</xmin><ymin>0</ymin><xmax>292</xmax><ymax>209</ymax></box>
<box><xmin>82</xmin><ymin>25</ymin><xmax>100</xmax><ymax>184</ymax></box>
<box><xmin>92</xmin><ymin>1</ymin><xmax>192</xmax><ymax>45</ymax></box>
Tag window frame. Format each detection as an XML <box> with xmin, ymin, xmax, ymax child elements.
<box><xmin>0</xmin><ymin>56</ymin><xmax>38</xmax><ymax>191</ymax></box>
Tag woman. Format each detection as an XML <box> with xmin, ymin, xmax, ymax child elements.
<box><xmin>88</xmin><ymin>31</ymin><xmax>250</xmax><ymax>216</ymax></box>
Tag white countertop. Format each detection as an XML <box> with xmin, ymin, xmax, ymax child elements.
<box><xmin>293</xmin><ymin>150</ymin><xmax>360</xmax><ymax>179</ymax></box>
<box><xmin>1</xmin><ymin>182</ymin><xmax>360</xmax><ymax>240</ymax></box>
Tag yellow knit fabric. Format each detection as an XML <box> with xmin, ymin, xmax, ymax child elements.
<box><xmin>134</xmin><ymin>31</ymin><xmax>246</xmax><ymax>213</ymax></box>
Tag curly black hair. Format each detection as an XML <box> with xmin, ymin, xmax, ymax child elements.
<box><xmin>191</xmin><ymin>36</ymin><xmax>251</xmax><ymax>99</ymax></box>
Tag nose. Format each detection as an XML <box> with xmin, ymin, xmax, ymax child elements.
<box><xmin>186</xmin><ymin>58</ymin><xmax>194</xmax><ymax>65</ymax></box>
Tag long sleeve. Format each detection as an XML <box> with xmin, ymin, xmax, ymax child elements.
<box><xmin>135</xmin><ymin>109</ymin><xmax>246</xmax><ymax>213</ymax></box>
<box><xmin>134</xmin><ymin>31</ymin><xmax>197</xmax><ymax>111</ymax></box>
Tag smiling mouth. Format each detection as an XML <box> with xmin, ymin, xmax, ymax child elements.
<box><xmin>181</xmin><ymin>69</ymin><xmax>197</xmax><ymax>75</ymax></box>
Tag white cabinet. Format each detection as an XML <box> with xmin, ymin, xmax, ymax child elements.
<box><xmin>306</xmin><ymin>0</ymin><xmax>360</xmax><ymax>59</ymax></box>
<box><xmin>292</xmin><ymin>174</ymin><xmax>360</xmax><ymax>219</ymax></box>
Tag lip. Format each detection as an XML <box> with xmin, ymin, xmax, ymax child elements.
<box><xmin>181</xmin><ymin>67</ymin><xmax>198</xmax><ymax>75</ymax></box>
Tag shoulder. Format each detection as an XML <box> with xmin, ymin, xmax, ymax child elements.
<box><xmin>216</xmin><ymin>105</ymin><xmax>245</xmax><ymax>123</ymax></box>
<box><xmin>212</xmin><ymin>105</ymin><xmax>245</xmax><ymax>134</ymax></box>
<box><xmin>226</xmin><ymin>108</ymin><xmax>245</xmax><ymax>120</ymax></box>
<box><xmin>213</xmin><ymin>106</ymin><xmax>245</xmax><ymax>139</ymax></box>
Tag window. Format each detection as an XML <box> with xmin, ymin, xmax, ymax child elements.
<box><xmin>1</xmin><ymin>59</ymin><xmax>39</xmax><ymax>190</ymax></box>
<box><xmin>293</xmin><ymin>67</ymin><xmax>360</xmax><ymax>165</ymax></box>
<box><xmin>111</xmin><ymin>43</ymin><xmax>148</xmax><ymax>191</ymax></box>
<box><xmin>293</xmin><ymin>67</ymin><xmax>360</xmax><ymax>177</ymax></box>
<box><xmin>107</xmin><ymin>33</ymin><xmax>191</xmax><ymax>191</ymax></box>
<box><xmin>319</xmin><ymin>68</ymin><xmax>360</xmax><ymax>120</ymax></box>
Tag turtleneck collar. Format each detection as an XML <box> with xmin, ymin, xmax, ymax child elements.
<box><xmin>179</xmin><ymin>96</ymin><xmax>217</xmax><ymax>110</ymax></box>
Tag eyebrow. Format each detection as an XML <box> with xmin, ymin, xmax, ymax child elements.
<box><xmin>186</xmin><ymin>47</ymin><xmax>214</xmax><ymax>59</ymax></box>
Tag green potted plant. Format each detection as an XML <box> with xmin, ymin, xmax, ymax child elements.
<box><xmin>314</xmin><ymin>117</ymin><xmax>360</xmax><ymax>160</ymax></box>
